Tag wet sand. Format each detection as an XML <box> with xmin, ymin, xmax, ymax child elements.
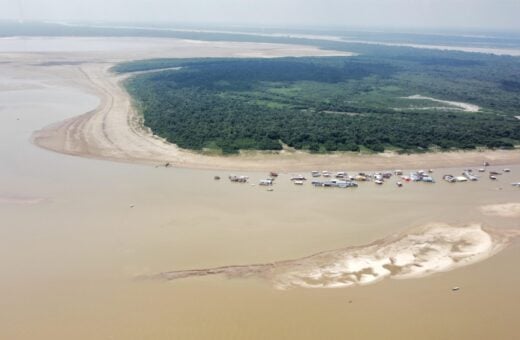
<box><xmin>1</xmin><ymin>37</ymin><xmax>520</xmax><ymax>340</ymax></box>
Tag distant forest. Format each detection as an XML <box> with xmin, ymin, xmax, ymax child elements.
<box><xmin>115</xmin><ymin>49</ymin><xmax>520</xmax><ymax>154</ymax></box>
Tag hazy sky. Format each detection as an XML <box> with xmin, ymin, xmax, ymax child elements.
<box><xmin>2</xmin><ymin>0</ymin><xmax>520</xmax><ymax>31</ymax></box>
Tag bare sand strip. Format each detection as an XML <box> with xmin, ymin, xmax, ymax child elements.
<box><xmin>406</xmin><ymin>94</ymin><xmax>480</xmax><ymax>112</ymax></box>
<box><xmin>27</xmin><ymin>39</ymin><xmax>520</xmax><ymax>172</ymax></box>
<box><xmin>146</xmin><ymin>223</ymin><xmax>520</xmax><ymax>289</ymax></box>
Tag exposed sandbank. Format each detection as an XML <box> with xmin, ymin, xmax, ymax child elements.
<box><xmin>148</xmin><ymin>223</ymin><xmax>520</xmax><ymax>289</ymax></box>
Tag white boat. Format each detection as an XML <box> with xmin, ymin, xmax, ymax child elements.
<box><xmin>322</xmin><ymin>171</ymin><xmax>331</xmax><ymax>177</ymax></box>
<box><xmin>443</xmin><ymin>175</ymin><xmax>456</xmax><ymax>183</ymax></box>
<box><xmin>229</xmin><ymin>175</ymin><xmax>249</xmax><ymax>183</ymax></box>
<box><xmin>462</xmin><ymin>171</ymin><xmax>478</xmax><ymax>181</ymax></box>
<box><xmin>512</xmin><ymin>182</ymin><xmax>520</xmax><ymax>187</ymax></box>
<box><xmin>489</xmin><ymin>175</ymin><xmax>497</xmax><ymax>180</ymax></box>
<box><xmin>335</xmin><ymin>171</ymin><xmax>348</xmax><ymax>179</ymax></box>
<box><xmin>375</xmin><ymin>180</ymin><xmax>384</xmax><ymax>185</ymax></box>
<box><xmin>293</xmin><ymin>180</ymin><xmax>304</xmax><ymax>185</ymax></box>
<box><xmin>478</xmin><ymin>168</ymin><xmax>486</xmax><ymax>172</ymax></box>
<box><xmin>455</xmin><ymin>176</ymin><xmax>468</xmax><ymax>182</ymax></box>
<box><xmin>504</xmin><ymin>168</ymin><xmax>511</xmax><ymax>173</ymax></box>
<box><xmin>422</xmin><ymin>176</ymin><xmax>435</xmax><ymax>183</ymax></box>
<box><xmin>396</xmin><ymin>181</ymin><xmax>403</xmax><ymax>187</ymax></box>
<box><xmin>259</xmin><ymin>179</ymin><xmax>274</xmax><ymax>186</ymax></box>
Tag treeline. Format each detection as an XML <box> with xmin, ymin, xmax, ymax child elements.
<box><xmin>123</xmin><ymin>56</ymin><xmax>520</xmax><ymax>154</ymax></box>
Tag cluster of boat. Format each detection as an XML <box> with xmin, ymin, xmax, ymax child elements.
<box><xmin>443</xmin><ymin>167</ymin><xmax>512</xmax><ymax>183</ymax></box>
<box><xmin>312</xmin><ymin>179</ymin><xmax>358</xmax><ymax>188</ymax></box>
<box><xmin>223</xmin><ymin>164</ymin><xmax>518</xmax><ymax>189</ymax></box>
<box><xmin>292</xmin><ymin>170</ymin><xmax>402</xmax><ymax>186</ymax></box>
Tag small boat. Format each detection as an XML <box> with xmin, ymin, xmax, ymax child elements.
<box><xmin>293</xmin><ymin>180</ymin><xmax>304</xmax><ymax>185</ymax></box>
<box><xmin>382</xmin><ymin>172</ymin><xmax>393</xmax><ymax>179</ymax></box>
<box><xmin>229</xmin><ymin>175</ymin><xmax>249</xmax><ymax>183</ymax></box>
<box><xmin>422</xmin><ymin>176</ymin><xmax>435</xmax><ymax>183</ymax></box>
<box><xmin>311</xmin><ymin>171</ymin><xmax>321</xmax><ymax>177</ymax></box>
<box><xmin>270</xmin><ymin>172</ymin><xmax>279</xmax><ymax>177</ymax></box>
<box><xmin>214</xmin><ymin>176</ymin><xmax>221</xmax><ymax>180</ymax></box>
<box><xmin>504</xmin><ymin>168</ymin><xmax>511</xmax><ymax>173</ymax></box>
<box><xmin>375</xmin><ymin>180</ymin><xmax>384</xmax><ymax>185</ymax></box>
<box><xmin>394</xmin><ymin>170</ymin><xmax>403</xmax><ymax>176</ymax></box>
<box><xmin>443</xmin><ymin>175</ymin><xmax>456</xmax><ymax>183</ymax></box>
<box><xmin>489</xmin><ymin>175</ymin><xmax>497</xmax><ymax>180</ymax></box>
<box><xmin>335</xmin><ymin>171</ymin><xmax>348</xmax><ymax>179</ymax></box>
<box><xmin>489</xmin><ymin>171</ymin><xmax>502</xmax><ymax>176</ymax></box>
<box><xmin>322</xmin><ymin>171</ymin><xmax>331</xmax><ymax>177</ymax></box>
<box><xmin>259</xmin><ymin>179</ymin><xmax>274</xmax><ymax>186</ymax></box>
<box><xmin>290</xmin><ymin>175</ymin><xmax>307</xmax><ymax>181</ymax></box>
<box><xmin>455</xmin><ymin>176</ymin><xmax>468</xmax><ymax>182</ymax></box>
<box><xmin>396</xmin><ymin>181</ymin><xmax>403</xmax><ymax>187</ymax></box>
<box><xmin>462</xmin><ymin>171</ymin><xmax>478</xmax><ymax>181</ymax></box>
<box><xmin>483</xmin><ymin>162</ymin><xmax>490</xmax><ymax>166</ymax></box>
<box><xmin>267</xmin><ymin>188</ymin><xmax>274</xmax><ymax>192</ymax></box>
<box><xmin>512</xmin><ymin>182</ymin><xmax>520</xmax><ymax>187</ymax></box>
<box><xmin>478</xmin><ymin>168</ymin><xmax>486</xmax><ymax>172</ymax></box>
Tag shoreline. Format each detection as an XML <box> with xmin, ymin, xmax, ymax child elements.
<box><xmin>20</xmin><ymin>40</ymin><xmax>518</xmax><ymax>172</ymax></box>
<box><xmin>31</xmin><ymin>62</ymin><xmax>520</xmax><ymax>172</ymax></box>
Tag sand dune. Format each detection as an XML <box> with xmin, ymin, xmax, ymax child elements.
<box><xmin>149</xmin><ymin>223</ymin><xmax>519</xmax><ymax>289</ymax></box>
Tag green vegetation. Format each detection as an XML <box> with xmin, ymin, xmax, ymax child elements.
<box><xmin>117</xmin><ymin>53</ymin><xmax>520</xmax><ymax>154</ymax></box>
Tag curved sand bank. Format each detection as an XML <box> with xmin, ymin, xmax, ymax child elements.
<box><xmin>406</xmin><ymin>94</ymin><xmax>480</xmax><ymax>112</ymax></box>
<box><xmin>28</xmin><ymin>42</ymin><xmax>520</xmax><ymax>172</ymax></box>
<box><xmin>149</xmin><ymin>223</ymin><xmax>520</xmax><ymax>289</ymax></box>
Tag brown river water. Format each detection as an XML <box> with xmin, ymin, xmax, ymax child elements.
<box><xmin>1</xmin><ymin>38</ymin><xmax>519</xmax><ymax>340</ymax></box>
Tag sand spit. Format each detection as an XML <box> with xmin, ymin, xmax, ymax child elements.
<box><xmin>406</xmin><ymin>95</ymin><xmax>480</xmax><ymax>112</ymax></box>
<box><xmin>481</xmin><ymin>203</ymin><xmax>520</xmax><ymax>218</ymax></box>
<box><xmin>30</xmin><ymin>62</ymin><xmax>520</xmax><ymax>172</ymax></box>
<box><xmin>149</xmin><ymin>224</ymin><xmax>518</xmax><ymax>290</ymax></box>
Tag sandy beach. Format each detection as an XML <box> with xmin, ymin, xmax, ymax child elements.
<box><xmin>1</xmin><ymin>36</ymin><xmax>520</xmax><ymax>340</ymax></box>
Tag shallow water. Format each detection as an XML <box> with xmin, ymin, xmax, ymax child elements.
<box><xmin>1</xmin><ymin>47</ymin><xmax>520</xmax><ymax>340</ymax></box>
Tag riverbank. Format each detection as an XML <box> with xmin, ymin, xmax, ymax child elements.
<box><xmin>32</xmin><ymin>61</ymin><xmax>520</xmax><ymax>172</ymax></box>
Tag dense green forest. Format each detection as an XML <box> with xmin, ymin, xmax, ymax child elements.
<box><xmin>116</xmin><ymin>52</ymin><xmax>520</xmax><ymax>154</ymax></box>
